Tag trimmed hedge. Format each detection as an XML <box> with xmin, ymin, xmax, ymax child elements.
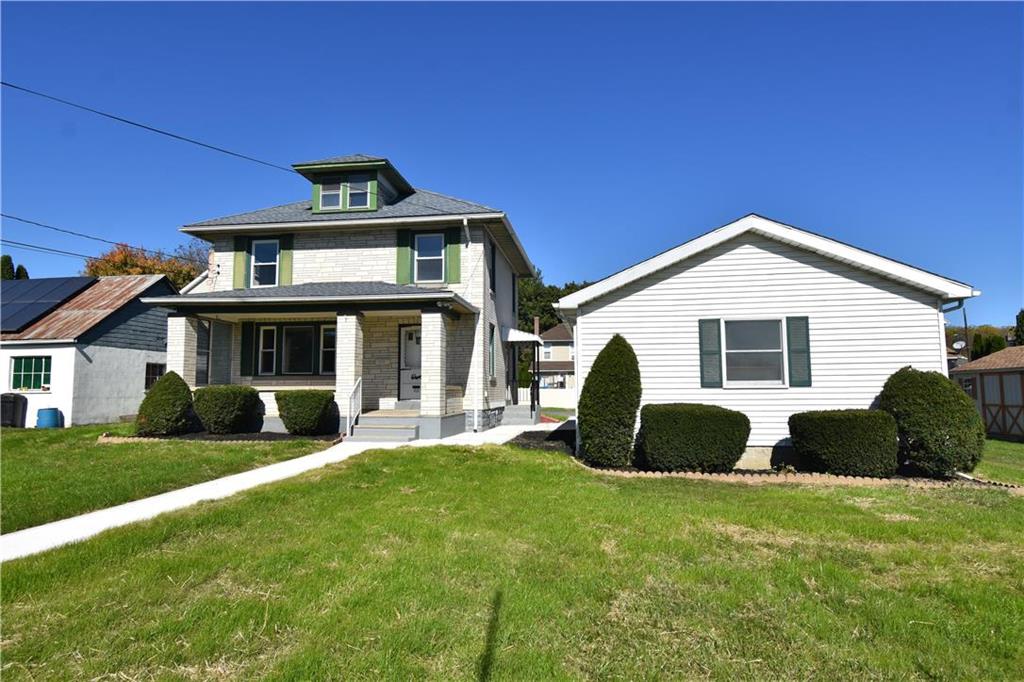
<box><xmin>877</xmin><ymin>366</ymin><xmax>985</xmax><ymax>477</ymax></box>
<box><xmin>578</xmin><ymin>334</ymin><xmax>642</xmax><ymax>467</ymax></box>
<box><xmin>135</xmin><ymin>371</ymin><xmax>196</xmax><ymax>436</ymax></box>
<box><xmin>276</xmin><ymin>390</ymin><xmax>340</xmax><ymax>436</ymax></box>
<box><xmin>635</xmin><ymin>403</ymin><xmax>750</xmax><ymax>473</ymax></box>
<box><xmin>788</xmin><ymin>409</ymin><xmax>898</xmax><ymax>477</ymax></box>
<box><xmin>193</xmin><ymin>385</ymin><xmax>264</xmax><ymax>434</ymax></box>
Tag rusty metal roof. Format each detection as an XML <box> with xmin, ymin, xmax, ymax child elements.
<box><xmin>1</xmin><ymin>275</ymin><xmax>167</xmax><ymax>342</ymax></box>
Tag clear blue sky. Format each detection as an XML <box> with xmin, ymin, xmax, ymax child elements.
<box><xmin>2</xmin><ymin>2</ymin><xmax>1021</xmax><ymax>325</ymax></box>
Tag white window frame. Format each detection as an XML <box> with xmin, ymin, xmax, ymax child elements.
<box><xmin>10</xmin><ymin>355</ymin><xmax>52</xmax><ymax>393</ymax></box>
<box><xmin>281</xmin><ymin>325</ymin><xmax>316</xmax><ymax>375</ymax></box>
<box><xmin>346</xmin><ymin>175</ymin><xmax>370</xmax><ymax>209</ymax></box>
<box><xmin>543</xmin><ymin>343</ymin><xmax>552</xmax><ymax>360</ymax></box>
<box><xmin>320</xmin><ymin>325</ymin><xmax>336</xmax><ymax>376</ymax></box>
<box><xmin>257</xmin><ymin>326</ymin><xmax>277</xmax><ymax>376</ymax></box>
<box><xmin>721</xmin><ymin>317</ymin><xmax>788</xmax><ymax>389</ymax></box>
<box><xmin>414</xmin><ymin>233</ymin><xmax>445</xmax><ymax>283</ymax></box>
<box><xmin>319</xmin><ymin>182</ymin><xmax>342</xmax><ymax>210</ymax></box>
<box><xmin>250</xmin><ymin>239</ymin><xmax>280</xmax><ymax>288</ymax></box>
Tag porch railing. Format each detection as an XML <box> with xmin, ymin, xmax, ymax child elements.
<box><xmin>345</xmin><ymin>377</ymin><xmax>362</xmax><ymax>437</ymax></box>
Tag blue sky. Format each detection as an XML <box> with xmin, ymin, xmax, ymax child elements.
<box><xmin>2</xmin><ymin>2</ymin><xmax>1021</xmax><ymax>325</ymax></box>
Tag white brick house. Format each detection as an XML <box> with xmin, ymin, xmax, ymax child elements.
<box><xmin>145</xmin><ymin>155</ymin><xmax>538</xmax><ymax>439</ymax></box>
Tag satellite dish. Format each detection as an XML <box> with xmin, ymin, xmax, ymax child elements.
<box><xmin>952</xmin><ymin>340</ymin><xmax>966</xmax><ymax>351</ymax></box>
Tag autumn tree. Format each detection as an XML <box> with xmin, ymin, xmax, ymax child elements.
<box><xmin>84</xmin><ymin>240</ymin><xmax>208</xmax><ymax>290</ymax></box>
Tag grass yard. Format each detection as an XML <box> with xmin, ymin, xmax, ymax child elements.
<box><xmin>3</xmin><ymin>443</ymin><xmax>1022</xmax><ymax>679</ymax></box>
<box><xmin>1</xmin><ymin>423</ymin><xmax>327</xmax><ymax>533</ymax></box>
<box><xmin>974</xmin><ymin>438</ymin><xmax>1024</xmax><ymax>486</ymax></box>
<box><xmin>540</xmin><ymin>406</ymin><xmax>575</xmax><ymax>422</ymax></box>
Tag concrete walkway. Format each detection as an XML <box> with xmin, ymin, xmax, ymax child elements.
<box><xmin>1</xmin><ymin>422</ymin><xmax>560</xmax><ymax>562</ymax></box>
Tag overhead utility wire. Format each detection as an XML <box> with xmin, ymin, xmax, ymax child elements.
<box><xmin>1</xmin><ymin>238</ymin><xmax>98</xmax><ymax>261</ymax></box>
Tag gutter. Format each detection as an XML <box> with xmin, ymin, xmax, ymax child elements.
<box><xmin>180</xmin><ymin>213</ymin><xmax>507</xmax><ymax>235</ymax></box>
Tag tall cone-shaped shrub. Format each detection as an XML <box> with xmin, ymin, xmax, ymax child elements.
<box><xmin>578</xmin><ymin>334</ymin><xmax>641</xmax><ymax>467</ymax></box>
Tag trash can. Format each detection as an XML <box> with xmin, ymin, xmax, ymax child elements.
<box><xmin>1</xmin><ymin>393</ymin><xmax>28</xmax><ymax>428</ymax></box>
<box><xmin>36</xmin><ymin>407</ymin><xmax>63</xmax><ymax>429</ymax></box>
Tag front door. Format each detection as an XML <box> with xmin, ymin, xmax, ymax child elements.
<box><xmin>399</xmin><ymin>326</ymin><xmax>422</xmax><ymax>401</ymax></box>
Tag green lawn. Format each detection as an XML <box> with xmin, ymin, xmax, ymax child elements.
<box><xmin>1</xmin><ymin>423</ymin><xmax>327</xmax><ymax>533</ymax></box>
<box><xmin>540</xmin><ymin>406</ymin><xmax>575</xmax><ymax>422</ymax></box>
<box><xmin>974</xmin><ymin>438</ymin><xmax>1024</xmax><ymax>486</ymax></box>
<box><xmin>3</xmin><ymin>444</ymin><xmax>1022</xmax><ymax>679</ymax></box>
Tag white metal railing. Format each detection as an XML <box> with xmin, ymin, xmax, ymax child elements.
<box><xmin>346</xmin><ymin>377</ymin><xmax>363</xmax><ymax>436</ymax></box>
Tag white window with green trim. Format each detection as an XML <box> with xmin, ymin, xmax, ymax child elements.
<box><xmin>320</xmin><ymin>182</ymin><xmax>342</xmax><ymax>209</ymax></box>
<box><xmin>346</xmin><ymin>175</ymin><xmax>370</xmax><ymax>208</ymax></box>
<box><xmin>250</xmin><ymin>239</ymin><xmax>280</xmax><ymax>287</ymax></box>
<box><xmin>698</xmin><ymin>316</ymin><xmax>811</xmax><ymax>389</ymax></box>
<box><xmin>10</xmin><ymin>356</ymin><xmax>52</xmax><ymax>391</ymax></box>
<box><xmin>414</xmin><ymin>233</ymin><xmax>445</xmax><ymax>283</ymax></box>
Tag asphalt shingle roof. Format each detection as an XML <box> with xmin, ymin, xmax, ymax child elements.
<box><xmin>185</xmin><ymin>189</ymin><xmax>499</xmax><ymax>228</ymax></box>
<box><xmin>292</xmin><ymin>153</ymin><xmax>386</xmax><ymax>166</ymax></box>
<box><xmin>951</xmin><ymin>346</ymin><xmax>1024</xmax><ymax>373</ymax></box>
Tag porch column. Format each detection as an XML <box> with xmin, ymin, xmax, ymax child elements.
<box><xmin>421</xmin><ymin>309</ymin><xmax>447</xmax><ymax>416</ymax></box>
<box><xmin>335</xmin><ymin>313</ymin><xmax>364</xmax><ymax>428</ymax></box>
<box><xmin>167</xmin><ymin>315</ymin><xmax>199</xmax><ymax>387</ymax></box>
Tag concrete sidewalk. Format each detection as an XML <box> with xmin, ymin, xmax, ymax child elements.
<box><xmin>1</xmin><ymin>421</ymin><xmax>561</xmax><ymax>562</ymax></box>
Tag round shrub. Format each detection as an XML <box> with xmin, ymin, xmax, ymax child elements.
<box><xmin>635</xmin><ymin>403</ymin><xmax>750</xmax><ymax>473</ymax></box>
<box><xmin>578</xmin><ymin>334</ymin><xmax>642</xmax><ymax>468</ymax></box>
<box><xmin>135</xmin><ymin>371</ymin><xmax>196</xmax><ymax>436</ymax></box>
<box><xmin>788</xmin><ymin>409</ymin><xmax>898</xmax><ymax>477</ymax></box>
<box><xmin>193</xmin><ymin>385</ymin><xmax>264</xmax><ymax>434</ymax></box>
<box><xmin>276</xmin><ymin>390</ymin><xmax>340</xmax><ymax>435</ymax></box>
<box><xmin>877</xmin><ymin>366</ymin><xmax>985</xmax><ymax>477</ymax></box>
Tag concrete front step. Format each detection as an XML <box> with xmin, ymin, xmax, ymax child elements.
<box><xmin>503</xmin><ymin>405</ymin><xmax>539</xmax><ymax>425</ymax></box>
<box><xmin>347</xmin><ymin>423</ymin><xmax>419</xmax><ymax>442</ymax></box>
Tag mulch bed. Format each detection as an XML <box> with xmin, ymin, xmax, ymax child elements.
<box><xmin>99</xmin><ymin>432</ymin><xmax>341</xmax><ymax>445</ymax></box>
<box><xmin>509</xmin><ymin>428</ymin><xmax>1022</xmax><ymax>494</ymax></box>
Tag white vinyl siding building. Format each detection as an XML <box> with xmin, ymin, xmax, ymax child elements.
<box><xmin>557</xmin><ymin>215</ymin><xmax>977</xmax><ymax>448</ymax></box>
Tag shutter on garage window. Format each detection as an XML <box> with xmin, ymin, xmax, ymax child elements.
<box><xmin>240</xmin><ymin>322</ymin><xmax>255</xmax><ymax>377</ymax></box>
<box><xmin>396</xmin><ymin>229</ymin><xmax>412</xmax><ymax>284</ymax></box>
<box><xmin>444</xmin><ymin>227</ymin><xmax>461</xmax><ymax>284</ymax></box>
<box><xmin>786</xmin><ymin>316</ymin><xmax>811</xmax><ymax>387</ymax></box>
<box><xmin>233</xmin><ymin>236</ymin><xmax>251</xmax><ymax>289</ymax></box>
<box><xmin>698</xmin><ymin>319</ymin><xmax>722</xmax><ymax>388</ymax></box>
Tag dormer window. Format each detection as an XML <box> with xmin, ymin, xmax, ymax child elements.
<box><xmin>251</xmin><ymin>239</ymin><xmax>280</xmax><ymax>287</ymax></box>
<box><xmin>320</xmin><ymin>182</ymin><xmax>342</xmax><ymax>209</ymax></box>
<box><xmin>347</xmin><ymin>175</ymin><xmax>370</xmax><ymax>208</ymax></box>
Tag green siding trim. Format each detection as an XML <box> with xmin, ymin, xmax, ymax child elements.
<box><xmin>232</xmin><ymin>236</ymin><xmax>250</xmax><ymax>289</ymax></box>
<box><xmin>444</xmin><ymin>227</ymin><xmax>461</xmax><ymax>284</ymax></box>
<box><xmin>311</xmin><ymin>174</ymin><xmax>378</xmax><ymax>213</ymax></box>
<box><xmin>278</xmin><ymin>234</ymin><xmax>294</xmax><ymax>286</ymax></box>
<box><xmin>311</xmin><ymin>183</ymin><xmax>321</xmax><ymax>212</ymax></box>
<box><xmin>698</xmin><ymin>319</ymin><xmax>723</xmax><ymax>388</ymax></box>
<box><xmin>240</xmin><ymin>322</ymin><xmax>255</xmax><ymax>377</ymax></box>
<box><xmin>786</xmin><ymin>316</ymin><xmax>812</xmax><ymax>387</ymax></box>
<box><xmin>396</xmin><ymin>229</ymin><xmax>412</xmax><ymax>284</ymax></box>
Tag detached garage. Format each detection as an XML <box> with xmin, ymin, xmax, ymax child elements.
<box><xmin>951</xmin><ymin>346</ymin><xmax>1024</xmax><ymax>440</ymax></box>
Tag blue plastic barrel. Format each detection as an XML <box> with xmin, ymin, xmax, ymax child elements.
<box><xmin>36</xmin><ymin>408</ymin><xmax>62</xmax><ymax>429</ymax></box>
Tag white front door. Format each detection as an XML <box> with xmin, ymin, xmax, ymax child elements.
<box><xmin>399</xmin><ymin>325</ymin><xmax>422</xmax><ymax>401</ymax></box>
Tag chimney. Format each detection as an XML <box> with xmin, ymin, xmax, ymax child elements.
<box><xmin>534</xmin><ymin>316</ymin><xmax>540</xmax><ymax>337</ymax></box>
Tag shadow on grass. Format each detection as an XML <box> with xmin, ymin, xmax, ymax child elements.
<box><xmin>476</xmin><ymin>587</ymin><xmax>503</xmax><ymax>681</ymax></box>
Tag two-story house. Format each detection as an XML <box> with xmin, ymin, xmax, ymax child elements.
<box><xmin>538</xmin><ymin>324</ymin><xmax>575</xmax><ymax>389</ymax></box>
<box><xmin>144</xmin><ymin>155</ymin><xmax>538</xmax><ymax>440</ymax></box>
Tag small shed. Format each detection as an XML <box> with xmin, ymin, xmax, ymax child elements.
<box><xmin>951</xmin><ymin>346</ymin><xmax>1024</xmax><ymax>439</ymax></box>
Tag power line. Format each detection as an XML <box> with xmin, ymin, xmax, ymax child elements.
<box><xmin>1</xmin><ymin>213</ymin><xmax>206</xmax><ymax>264</ymax></box>
<box><xmin>1</xmin><ymin>238</ymin><xmax>98</xmax><ymax>261</ymax></box>
<box><xmin>1</xmin><ymin>81</ymin><xmax>295</xmax><ymax>174</ymax></box>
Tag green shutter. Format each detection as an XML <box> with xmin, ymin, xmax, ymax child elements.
<box><xmin>368</xmin><ymin>178</ymin><xmax>378</xmax><ymax>210</ymax></box>
<box><xmin>396</xmin><ymin>229</ymin><xmax>412</xmax><ymax>284</ymax></box>
<box><xmin>444</xmin><ymin>227</ymin><xmax>461</xmax><ymax>284</ymax></box>
<box><xmin>278</xmin><ymin>234</ymin><xmax>294</xmax><ymax>286</ymax></box>
<box><xmin>312</xmin><ymin>183</ymin><xmax>321</xmax><ymax>212</ymax></box>
<box><xmin>240</xmin><ymin>322</ymin><xmax>255</xmax><ymax>377</ymax></box>
<box><xmin>698</xmin><ymin>319</ymin><xmax>722</xmax><ymax>388</ymax></box>
<box><xmin>787</xmin><ymin>317</ymin><xmax>811</xmax><ymax>387</ymax></box>
<box><xmin>233</xmin><ymin>236</ymin><xmax>251</xmax><ymax>289</ymax></box>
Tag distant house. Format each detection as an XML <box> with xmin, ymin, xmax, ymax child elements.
<box><xmin>951</xmin><ymin>346</ymin><xmax>1024</xmax><ymax>439</ymax></box>
<box><xmin>539</xmin><ymin>324</ymin><xmax>575</xmax><ymax>389</ymax></box>
<box><xmin>555</xmin><ymin>214</ymin><xmax>978</xmax><ymax>455</ymax></box>
<box><xmin>1</xmin><ymin>275</ymin><xmax>176</xmax><ymax>426</ymax></box>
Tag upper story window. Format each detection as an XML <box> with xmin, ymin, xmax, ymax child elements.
<box><xmin>543</xmin><ymin>343</ymin><xmax>552</xmax><ymax>360</ymax></box>
<box><xmin>320</xmin><ymin>182</ymin><xmax>342</xmax><ymax>209</ymax></box>
<box><xmin>347</xmin><ymin>175</ymin><xmax>370</xmax><ymax>208</ymax></box>
<box><xmin>414</xmin><ymin>233</ymin><xmax>445</xmax><ymax>282</ymax></box>
<box><xmin>723</xmin><ymin>319</ymin><xmax>784</xmax><ymax>385</ymax></box>
<box><xmin>251</xmin><ymin>239</ymin><xmax>280</xmax><ymax>287</ymax></box>
<box><xmin>489</xmin><ymin>239</ymin><xmax>497</xmax><ymax>292</ymax></box>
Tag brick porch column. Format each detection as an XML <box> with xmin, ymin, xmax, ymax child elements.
<box><xmin>421</xmin><ymin>309</ymin><xmax>447</xmax><ymax>416</ymax></box>
<box><xmin>335</xmin><ymin>312</ymin><xmax>364</xmax><ymax>428</ymax></box>
<box><xmin>167</xmin><ymin>315</ymin><xmax>199</xmax><ymax>387</ymax></box>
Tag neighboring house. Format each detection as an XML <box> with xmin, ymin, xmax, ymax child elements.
<box><xmin>951</xmin><ymin>346</ymin><xmax>1024</xmax><ymax>439</ymax></box>
<box><xmin>555</xmin><ymin>214</ymin><xmax>978</xmax><ymax>454</ymax></box>
<box><xmin>143</xmin><ymin>154</ymin><xmax>538</xmax><ymax>440</ymax></box>
<box><xmin>947</xmin><ymin>345</ymin><xmax>968</xmax><ymax>372</ymax></box>
<box><xmin>1</xmin><ymin>275</ymin><xmax>176</xmax><ymax>426</ymax></box>
<box><xmin>539</xmin><ymin>324</ymin><xmax>575</xmax><ymax>389</ymax></box>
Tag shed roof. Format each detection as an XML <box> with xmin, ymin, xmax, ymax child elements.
<box><xmin>1</xmin><ymin>275</ymin><xmax>168</xmax><ymax>342</ymax></box>
<box><xmin>950</xmin><ymin>346</ymin><xmax>1024</xmax><ymax>373</ymax></box>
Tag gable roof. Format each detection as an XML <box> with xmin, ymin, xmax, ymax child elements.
<box><xmin>556</xmin><ymin>214</ymin><xmax>978</xmax><ymax>311</ymax></box>
<box><xmin>950</xmin><ymin>346</ymin><xmax>1024</xmax><ymax>373</ymax></box>
<box><xmin>1</xmin><ymin>276</ymin><xmax>96</xmax><ymax>333</ymax></box>
<box><xmin>1</xmin><ymin>275</ymin><xmax>169</xmax><ymax>342</ymax></box>
<box><xmin>540</xmin><ymin>325</ymin><xmax>573</xmax><ymax>342</ymax></box>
